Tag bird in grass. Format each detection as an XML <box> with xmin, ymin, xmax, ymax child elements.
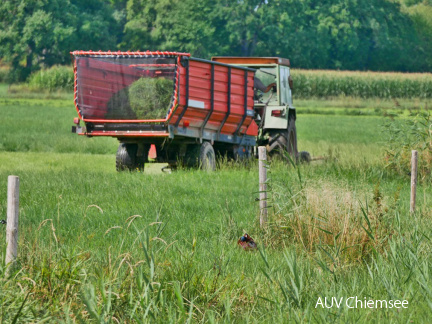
<box><xmin>238</xmin><ymin>233</ymin><xmax>257</xmax><ymax>250</ymax></box>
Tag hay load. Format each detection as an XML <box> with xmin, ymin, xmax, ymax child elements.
<box><xmin>106</xmin><ymin>77</ymin><xmax>174</xmax><ymax>119</ymax></box>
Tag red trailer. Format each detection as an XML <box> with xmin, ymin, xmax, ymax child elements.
<box><xmin>71</xmin><ymin>50</ymin><xmax>300</xmax><ymax>170</ymax></box>
<box><xmin>71</xmin><ymin>51</ymin><xmax>302</xmax><ymax>170</ymax></box>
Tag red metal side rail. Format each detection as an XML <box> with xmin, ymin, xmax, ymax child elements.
<box><xmin>170</xmin><ymin>57</ymin><xmax>258</xmax><ymax>138</ymax></box>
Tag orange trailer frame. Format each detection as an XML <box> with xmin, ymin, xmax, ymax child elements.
<box><xmin>71</xmin><ymin>51</ymin><xmax>258</xmax><ymax>146</ymax></box>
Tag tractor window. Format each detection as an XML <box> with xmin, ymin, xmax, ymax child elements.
<box><xmin>279</xmin><ymin>66</ymin><xmax>291</xmax><ymax>106</ymax></box>
<box><xmin>254</xmin><ymin>68</ymin><xmax>277</xmax><ymax>105</ymax></box>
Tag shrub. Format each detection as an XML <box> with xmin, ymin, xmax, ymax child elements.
<box><xmin>28</xmin><ymin>65</ymin><xmax>74</xmax><ymax>91</ymax></box>
<box><xmin>0</xmin><ymin>65</ymin><xmax>9</xmax><ymax>82</ymax></box>
<box><xmin>265</xmin><ymin>170</ymin><xmax>395</xmax><ymax>263</ymax></box>
<box><xmin>383</xmin><ymin>111</ymin><xmax>432</xmax><ymax>179</ymax></box>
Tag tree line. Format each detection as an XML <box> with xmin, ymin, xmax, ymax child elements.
<box><xmin>1</xmin><ymin>0</ymin><xmax>432</xmax><ymax>81</ymax></box>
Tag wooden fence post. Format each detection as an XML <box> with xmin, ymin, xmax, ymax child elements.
<box><xmin>410</xmin><ymin>150</ymin><xmax>418</xmax><ymax>214</ymax></box>
<box><xmin>258</xmin><ymin>147</ymin><xmax>268</xmax><ymax>227</ymax></box>
<box><xmin>6</xmin><ymin>175</ymin><xmax>19</xmax><ymax>273</ymax></box>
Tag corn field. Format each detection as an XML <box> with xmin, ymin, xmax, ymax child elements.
<box><xmin>18</xmin><ymin>66</ymin><xmax>432</xmax><ymax>100</ymax></box>
<box><xmin>291</xmin><ymin>69</ymin><xmax>432</xmax><ymax>99</ymax></box>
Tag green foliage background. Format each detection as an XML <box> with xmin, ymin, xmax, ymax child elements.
<box><xmin>28</xmin><ymin>65</ymin><xmax>74</xmax><ymax>91</ymax></box>
<box><xmin>1</xmin><ymin>0</ymin><xmax>432</xmax><ymax>81</ymax></box>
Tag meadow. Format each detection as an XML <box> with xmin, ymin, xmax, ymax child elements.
<box><xmin>0</xmin><ymin>86</ymin><xmax>432</xmax><ymax>323</ymax></box>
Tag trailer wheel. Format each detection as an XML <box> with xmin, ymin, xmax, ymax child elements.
<box><xmin>199</xmin><ymin>142</ymin><xmax>216</xmax><ymax>171</ymax></box>
<box><xmin>116</xmin><ymin>143</ymin><xmax>146</xmax><ymax>171</ymax></box>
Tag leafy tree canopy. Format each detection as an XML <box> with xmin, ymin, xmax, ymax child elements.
<box><xmin>1</xmin><ymin>0</ymin><xmax>432</xmax><ymax>81</ymax></box>
<box><xmin>0</xmin><ymin>0</ymin><xmax>119</xmax><ymax>81</ymax></box>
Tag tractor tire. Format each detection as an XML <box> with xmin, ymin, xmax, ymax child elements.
<box><xmin>267</xmin><ymin>131</ymin><xmax>288</xmax><ymax>155</ymax></box>
<box><xmin>116</xmin><ymin>143</ymin><xmax>146</xmax><ymax>171</ymax></box>
<box><xmin>298</xmin><ymin>151</ymin><xmax>311</xmax><ymax>164</ymax></box>
<box><xmin>199</xmin><ymin>141</ymin><xmax>216</xmax><ymax>171</ymax></box>
<box><xmin>267</xmin><ymin>119</ymin><xmax>298</xmax><ymax>159</ymax></box>
<box><xmin>287</xmin><ymin>118</ymin><xmax>298</xmax><ymax>157</ymax></box>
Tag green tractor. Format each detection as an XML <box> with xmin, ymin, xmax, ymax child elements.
<box><xmin>212</xmin><ymin>57</ymin><xmax>307</xmax><ymax>161</ymax></box>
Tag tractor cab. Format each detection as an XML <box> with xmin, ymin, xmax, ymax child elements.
<box><xmin>212</xmin><ymin>57</ymin><xmax>297</xmax><ymax>156</ymax></box>
<box><xmin>212</xmin><ymin>57</ymin><xmax>293</xmax><ymax>104</ymax></box>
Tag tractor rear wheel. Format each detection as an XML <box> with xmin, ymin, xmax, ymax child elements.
<box><xmin>116</xmin><ymin>143</ymin><xmax>147</xmax><ymax>171</ymax></box>
<box><xmin>287</xmin><ymin>118</ymin><xmax>298</xmax><ymax>157</ymax></box>
<box><xmin>267</xmin><ymin>118</ymin><xmax>298</xmax><ymax>159</ymax></box>
<box><xmin>267</xmin><ymin>131</ymin><xmax>288</xmax><ymax>155</ymax></box>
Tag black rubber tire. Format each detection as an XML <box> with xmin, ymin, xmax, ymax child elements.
<box><xmin>298</xmin><ymin>151</ymin><xmax>311</xmax><ymax>163</ymax></box>
<box><xmin>267</xmin><ymin>119</ymin><xmax>298</xmax><ymax>159</ymax></box>
<box><xmin>287</xmin><ymin>118</ymin><xmax>298</xmax><ymax>157</ymax></box>
<box><xmin>199</xmin><ymin>142</ymin><xmax>216</xmax><ymax>171</ymax></box>
<box><xmin>116</xmin><ymin>143</ymin><xmax>146</xmax><ymax>171</ymax></box>
<box><xmin>267</xmin><ymin>131</ymin><xmax>288</xmax><ymax>155</ymax></box>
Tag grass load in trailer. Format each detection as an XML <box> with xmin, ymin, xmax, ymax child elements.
<box><xmin>71</xmin><ymin>51</ymin><xmax>301</xmax><ymax>171</ymax></box>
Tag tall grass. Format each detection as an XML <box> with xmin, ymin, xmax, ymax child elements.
<box><xmin>1</xmin><ymin>87</ymin><xmax>432</xmax><ymax>321</ymax></box>
<box><xmin>383</xmin><ymin>110</ymin><xmax>432</xmax><ymax>179</ymax></box>
<box><xmin>27</xmin><ymin>65</ymin><xmax>73</xmax><ymax>92</ymax></box>
<box><xmin>292</xmin><ymin>69</ymin><xmax>432</xmax><ymax>99</ymax></box>
<box><xmin>1</xmin><ymin>158</ymin><xmax>431</xmax><ymax>322</ymax></box>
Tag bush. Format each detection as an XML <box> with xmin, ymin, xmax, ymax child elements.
<box><xmin>28</xmin><ymin>65</ymin><xmax>74</xmax><ymax>91</ymax></box>
<box><xmin>383</xmin><ymin>111</ymin><xmax>432</xmax><ymax>179</ymax></box>
<box><xmin>0</xmin><ymin>66</ymin><xmax>9</xmax><ymax>83</ymax></box>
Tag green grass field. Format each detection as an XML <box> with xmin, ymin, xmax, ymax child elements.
<box><xmin>0</xmin><ymin>87</ymin><xmax>431</xmax><ymax>322</ymax></box>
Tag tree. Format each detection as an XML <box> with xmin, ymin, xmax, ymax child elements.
<box><xmin>1</xmin><ymin>0</ymin><xmax>431</xmax><ymax>77</ymax></box>
<box><xmin>212</xmin><ymin>0</ymin><xmax>273</xmax><ymax>56</ymax></box>
<box><xmin>403</xmin><ymin>2</ymin><xmax>432</xmax><ymax>71</ymax></box>
<box><xmin>0</xmin><ymin>0</ymin><xmax>120</xmax><ymax>81</ymax></box>
<box><xmin>122</xmin><ymin>0</ymin><xmax>423</xmax><ymax>71</ymax></box>
<box><xmin>122</xmin><ymin>0</ymin><xmax>220</xmax><ymax>57</ymax></box>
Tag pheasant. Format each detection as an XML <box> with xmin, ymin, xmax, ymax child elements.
<box><xmin>238</xmin><ymin>233</ymin><xmax>257</xmax><ymax>250</ymax></box>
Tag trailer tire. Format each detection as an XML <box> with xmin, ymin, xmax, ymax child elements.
<box><xmin>199</xmin><ymin>142</ymin><xmax>216</xmax><ymax>171</ymax></box>
<box><xmin>116</xmin><ymin>143</ymin><xmax>146</xmax><ymax>171</ymax></box>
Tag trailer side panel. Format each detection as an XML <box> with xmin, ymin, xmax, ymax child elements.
<box><xmin>171</xmin><ymin>58</ymin><xmax>258</xmax><ymax>139</ymax></box>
